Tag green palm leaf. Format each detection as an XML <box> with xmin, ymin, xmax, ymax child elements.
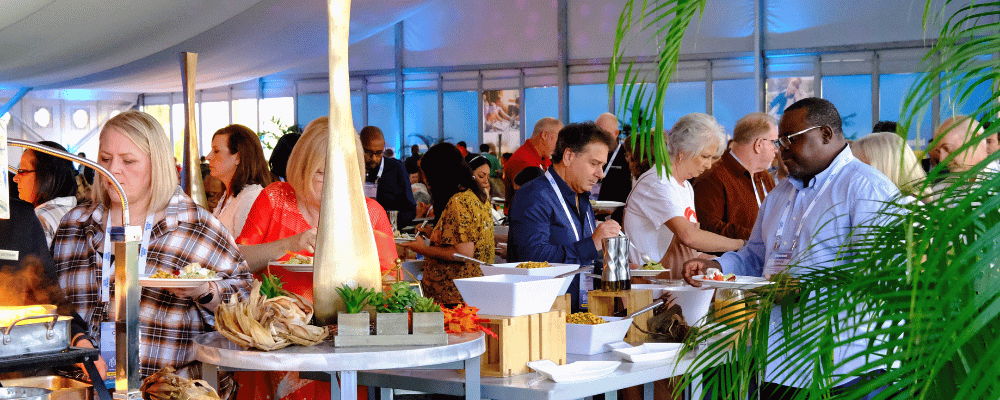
<box><xmin>609</xmin><ymin>0</ymin><xmax>707</xmax><ymax>177</ymax></box>
<box><xmin>608</xmin><ymin>1</ymin><xmax>1000</xmax><ymax>398</ymax></box>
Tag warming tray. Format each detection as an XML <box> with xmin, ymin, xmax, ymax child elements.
<box><xmin>0</xmin><ymin>314</ymin><xmax>72</xmax><ymax>358</ymax></box>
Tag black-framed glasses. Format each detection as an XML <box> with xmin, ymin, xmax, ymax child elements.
<box><xmin>769</xmin><ymin>139</ymin><xmax>781</xmax><ymax>150</ymax></box>
<box><xmin>16</xmin><ymin>169</ymin><xmax>35</xmax><ymax>175</ymax></box>
<box><xmin>777</xmin><ymin>126</ymin><xmax>821</xmax><ymax>148</ymax></box>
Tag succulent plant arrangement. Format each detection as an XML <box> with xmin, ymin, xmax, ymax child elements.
<box><xmin>334</xmin><ymin>283</ymin><xmax>376</xmax><ymax>314</ymax></box>
<box><xmin>412</xmin><ymin>296</ymin><xmax>442</xmax><ymax>313</ymax></box>
<box><xmin>369</xmin><ymin>282</ymin><xmax>418</xmax><ymax>313</ymax></box>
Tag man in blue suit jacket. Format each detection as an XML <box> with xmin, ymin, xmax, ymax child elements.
<box><xmin>509</xmin><ymin>122</ymin><xmax>622</xmax><ymax>312</ymax></box>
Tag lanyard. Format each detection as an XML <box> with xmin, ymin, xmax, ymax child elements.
<box><xmin>375</xmin><ymin>158</ymin><xmax>384</xmax><ymax>181</ymax></box>
<box><xmin>771</xmin><ymin>156</ymin><xmax>850</xmax><ymax>252</ymax></box>
<box><xmin>603</xmin><ymin>139</ymin><xmax>624</xmax><ymax>176</ymax></box>
<box><xmin>751</xmin><ymin>175</ymin><xmax>768</xmax><ymax>207</ymax></box>
<box><xmin>101</xmin><ymin>213</ymin><xmax>155</xmax><ymax>303</ymax></box>
<box><xmin>544</xmin><ymin>171</ymin><xmax>593</xmax><ymax>242</ymax></box>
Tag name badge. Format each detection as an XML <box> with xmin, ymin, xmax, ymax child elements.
<box><xmin>0</xmin><ymin>250</ymin><xmax>17</xmax><ymax>261</ymax></box>
<box><xmin>364</xmin><ymin>182</ymin><xmax>378</xmax><ymax>198</ymax></box>
<box><xmin>763</xmin><ymin>251</ymin><xmax>793</xmax><ymax>279</ymax></box>
<box><xmin>100</xmin><ymin>322</ymin><xmax>117</xmax><ymax>378</ymax></box>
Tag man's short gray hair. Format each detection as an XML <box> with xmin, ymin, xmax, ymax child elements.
<box><xmin>668</xmin><ymin>113</ymin><xmax>726</xmax><ymax>160</ymax></box>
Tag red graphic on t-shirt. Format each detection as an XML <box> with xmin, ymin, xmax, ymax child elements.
<box><xmin>685</xmin><ymin>207</ymin><xmax>698</xmax><ymax>223</ymax></box>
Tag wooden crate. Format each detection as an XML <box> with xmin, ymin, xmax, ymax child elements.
<box><xmin>478</xmin><ymin>310</ymin><xmax>566</xmax><ymax>377</ymax></box>
<box><xmin>550</xmin><ymin>293</ymin><xmax>571</xmax><ymax>313</ymax></box>
<box><xmin>587</xmin><ymin>289</ymin><xmax>653</xmax><ymax>343</ymax></box>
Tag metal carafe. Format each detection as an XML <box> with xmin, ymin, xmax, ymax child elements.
<box><xmin>601</xmin><ymin>235</ymin><xmax>631</xmax><ymax>291</ymax></box>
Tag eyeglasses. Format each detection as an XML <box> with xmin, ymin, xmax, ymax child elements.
<box><xmin>15</xmin><ymin>169</ymin><xmax>35</xmax><ymax>175</ymax></box>
<box><xmin>768</xmin><ymin>139</ymin><xmax>781</xmax><ymax>150</ymax></box>
<box><xmin>777</xmin><ymin>126</ymin><xmax>822</xmax><ymax>149</ymax></box>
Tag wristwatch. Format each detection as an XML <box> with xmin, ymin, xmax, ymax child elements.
<box><xmin>74</xmin><ymin>334</ymin><xmax>99</xmax><ymax>348</ymax></box>
<box><xmin>197</xmin><ymin>291</ymin><xmax>215</xmax><ymax>305</ymax></box>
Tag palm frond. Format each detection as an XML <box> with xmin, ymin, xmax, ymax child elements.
<box><xmin>664</xmin><ymin>2</ymin><xmax>1000</xmax><ymax>399</ymax></box>
<box><xmin>609</xmin><ymin>0</ymin><xmax>707</xmax><ymax>176</ymax></box>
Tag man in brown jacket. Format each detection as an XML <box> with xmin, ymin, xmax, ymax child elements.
<box><xmin>693</xmin><ymin>112</ymin><xmax>779</xmax><ymax>241</ymax></box>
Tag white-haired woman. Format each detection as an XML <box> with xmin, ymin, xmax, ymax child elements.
<box><xmin>623</xmin><ymin>113</ymin><xmax>745</xmax><ymax>272</ymax></box>
<box><xmin>52</xmin><ymin>111</ymin><xmax>253</xmax><ymax>387</ymax></box>
<box><xmin>853</xmin><ymin>132</ymin><xmax>928</xmax><ymax>201</ymax></box>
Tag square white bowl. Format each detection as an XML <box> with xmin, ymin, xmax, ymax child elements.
<box><xmin>479</xmin><ymin>263</ymin><xmax>579</xmax><ymax>294</ymax></box>
<box><xmin>453</xmin><ymin>275</ymin><xmax>566</xmax><ymax>317</ymax></box>
<box><xmin>610</xmin><ymin>342</ymin><xmax>683</xmax><ymax>363</ymax></box>
<box><xmin>565</xmin><ymin>316</ymin><xmax>633</xmax><ymax>355</ymax></box>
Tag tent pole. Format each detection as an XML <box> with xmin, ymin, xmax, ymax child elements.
<box><xmin>395</xmin><ymin>21</ymin><xmax>405</xmax><ymax>153</ymax></box>
<box><xmin>557</xmin><ymin>0</ymin><xmax>569</xmax><ymax>124</ymax></box>
<box><xmin>753</xmin><ymin>0</ymin><xmax>766</xmax><ymax>112</ymax></box>
<box><xmin>0</xmin><ymin>87</ymin><xmax>32</xmax><ymax>118</ymax></box>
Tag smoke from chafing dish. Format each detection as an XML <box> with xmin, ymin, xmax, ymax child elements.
<box><xmin>0</xmin><ymin>256</ymin><xmax>73</xmax><ymax>316</ymax></box>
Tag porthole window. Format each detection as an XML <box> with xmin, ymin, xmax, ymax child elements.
<box><xmin>34</xmin><ymin>107</ymin><xmax>51</xmax><ymax>128</ymax></box>
<box><xmin>72</xmin><ymin>109</ymin><xmax>90</xmax><ymax>129</ymax></box>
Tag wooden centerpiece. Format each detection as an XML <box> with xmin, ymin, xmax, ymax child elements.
<box><xmin>335</xmin><ymin>283</ymin><xmax>447</xmax><ymax>346</ymax></box>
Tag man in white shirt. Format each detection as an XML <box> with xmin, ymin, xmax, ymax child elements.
<box><xmin>682</xmin><ymin>98</ymin><xmax>899</xmax><ymax>399</ymax></box>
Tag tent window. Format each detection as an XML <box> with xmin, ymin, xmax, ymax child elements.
<box><xmin>72</xmin><ymin>109</ymin><xmax>90</xmax><ymax>130</ymax></box>
<box><xmin>34</xmin><ymin>107</ymin><xmax>52</xmax><ymax>128</ymax></box>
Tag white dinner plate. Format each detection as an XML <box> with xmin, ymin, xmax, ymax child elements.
<box><xmin>609</xmin><ymin>342</ymin><xmax>683</xmax><ymax>363</ymax></box>
<box><xmin>394</xmin><ymin>234</ymin><xmax>417</xmax><ymax>244</ymax></box>
<box><xmin>629</xmin><ymin>268</ymin><xmax>669</xmax><ymax>277</ymax></box>
<box><xmin>139</xmin><ymin>276</ymin><xmax>222</xmax><ymax>288</ymax></box>
<box><xmin>412</xmin><ymin>217</ymin><xmax>434</xmax><ymax>222</ymax></box>
<box><xmin>692</xmin><ymin>275</ymin><xmax>773</xmax><ymax>290</ymax></box>
<box><xmin>267</xmin><ymin>262</ymin><xmax>313</xmax><ymax>273</ymax></box>
<box><xmin>590</xmin><ymin>200</ymin><xmax>625</xmax><ymax>211</ymax></box>
<box><xmin>526</xmin><ymin>359</ymin><xmax>621</xmax><ymax>383</ymax></box>
<box><xmin>490</xmin><ymin>197</ymin><xmax>505</xmax><ymax>204</ymax></box>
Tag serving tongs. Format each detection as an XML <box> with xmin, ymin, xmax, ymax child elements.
<box><xmin>453</xmin><ymin>253</ymin><xmax>493</xmax><ymax>267</ymax></box>
<box><xmin>624</xmin><ymin>299</ymin><xmax>665</xmax><ymax>320</ymax></box>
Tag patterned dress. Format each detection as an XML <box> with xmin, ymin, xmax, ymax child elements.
<box><xmin>422</xmin><ymin>189</ymin><xmax>495</xmax><ymax>305</ymax></box>
<box><xmin>53</xmin><ymin>187</ymin><xmax>253</xmax><ymax>380</ymax></box>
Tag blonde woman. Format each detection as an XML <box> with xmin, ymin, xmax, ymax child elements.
<box><xmin>853</xmin><ymin>132</ymin><xmax>928</xmax><ymax>199</ymax></box>
<box><xmin>234</xmin><ymin>116</ymin><xmax>398</xmax><ymax>400</ymax></box>
<box><xmin>53</xmin><ymin>110</ymin><xmax>253</xmax><ymax>384</ymax></box>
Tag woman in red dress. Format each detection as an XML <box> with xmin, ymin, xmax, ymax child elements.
<box><xmin>234</xmin><ymin>116</ymin><xmax>397</xmax><ymax>400</ymax></box>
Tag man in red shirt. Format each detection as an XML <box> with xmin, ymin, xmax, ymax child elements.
<box><xmin>503</xmin><ymin>117</ymin><xmax>562</xmax><ymax>213</ymax></box>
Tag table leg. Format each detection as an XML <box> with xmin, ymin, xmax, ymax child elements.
<box><xmin>463</xmin><ymin>356</ymin><xmax>480</xmax><ymax>400</ymax></box>
<box><xmin>202</xmin><ymin>363</ymin><xmax>219</xmax><ymax>390</ymax></box>
<box><xmin>642</xmin><ymin>382</ymin><xmax>653</xmax><ymax>400</ymax></box>
<box><xmin>83</xmin><ymin>361</ymin><xmax>112</xmax><ymax>400</ymax></box>
<box><xmin>604</xmin><ymin>389</ymin><xmax>618</xmax><ymax>400</ymax></box>
<box><xmin>379</xmin><ymin>387</ymin><xmax>393</xmax><ymax>400</ymax></box>
<box><xmin>339</xmin><ymin>371</ymin><xmax>357</xmax><ymax>400</ymax></box>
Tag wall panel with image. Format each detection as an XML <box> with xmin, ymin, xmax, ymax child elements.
<box><xmin>483</xmin><ymin>89</ymin><xmax>523</xmax><ymax>155</ymax></box>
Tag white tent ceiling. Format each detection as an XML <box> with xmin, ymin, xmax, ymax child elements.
<box><xmin>0</xmin><ymin>0</ymin><xmax>961</xmax><ymax>95</ymax></box>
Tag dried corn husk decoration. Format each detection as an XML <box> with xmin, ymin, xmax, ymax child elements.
<box><xmin>214</xmin><ymin>281</ymin><xmax>328</xmax><ymax>351</ymax></box>
<box><xmin>141</xmin><ymin>367</ymin><xmax>219</xmax><ymax>400</ymax></box>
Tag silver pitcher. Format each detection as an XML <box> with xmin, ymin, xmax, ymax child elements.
<box><xmin>601</xmin><ymin>235</ymin><xmax>631</xmax><ymax>291</ymax></box>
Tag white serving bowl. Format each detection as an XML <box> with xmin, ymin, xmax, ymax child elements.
<box><xmin>631</xmin><ymin>284</ymin><xmax>715</xmax><ymax>327</ymax></box>
<box><xmin>565</xmin><ymin>316</ymin><xmax>633</xmax><ymax>355</ymax></box>
<box><xmin>479</xmin><ymin>262</ymin><xmax>579</xmax><ymax>294</ymax></box>
<box><xmin>453</xmin><ymin>275</ymin><xmax>566</xmax><ymax>317</ymax></box>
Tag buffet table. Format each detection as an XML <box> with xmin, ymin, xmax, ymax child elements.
<box><xmin>193</xmin><ymin>331</ymin><xmax>485</xmax><ymax>400</ymax></box>
<box><xmin>358</xmin><ymin>346</ymin><xmax>712</xmax><ymax>400</ymax></box>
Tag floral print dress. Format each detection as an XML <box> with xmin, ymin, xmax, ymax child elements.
<box><xmin>422</xmin><ymin>189</ymin><xmax>495</xmax><ymax>305</ymax></box>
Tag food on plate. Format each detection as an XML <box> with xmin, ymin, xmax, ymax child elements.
<box><xmin>566</xmin><ymin>312</ymin><xmax>607</xmax><ymax>325</ymax></box>
<box><xmin>149</xmin><ymin>263</ymin><xmax>218</xmax><ymax>279</ymax></box>
<box><xmin>284</xmin><ymin>252</ymin><xmax>313</xmax><ymax>265</ymax></box>
<box><xmin>214</xmin><ymin>280</ymin><xmax>328</xmax><ymax>350</ymax></box>
<box><xmin>142</xmin><ymin>366</ymin><xmax>220</xmax><ymax>400</ymax></box>
<box><xmin>589</xmin><ymin>199</ymin><xmax>598</xmax><ymax>206</ymax></box>
<box><xmin>704</xmin><ymin>268</ymin><xmax>735</xmax><ymax>282</ymax></box>
<box><xmin>516</xmin><ymin>261</ymin><xmax>551</xmax><ymax>269</ymax></box>
<box><xmin>641</xmin><ymin>261</ymin><xmax>665</xmax><ymax>270</ymax></box>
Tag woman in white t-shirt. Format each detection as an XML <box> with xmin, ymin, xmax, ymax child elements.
<box><xmin>206</xmin><ymin>124</ymin><xmax>274</xmax><ymax>237</ymax></box>
<box><xmin>623</xmin><ymin>113</ymin><xmax>745</xmax><ymax>267</ymax></box>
